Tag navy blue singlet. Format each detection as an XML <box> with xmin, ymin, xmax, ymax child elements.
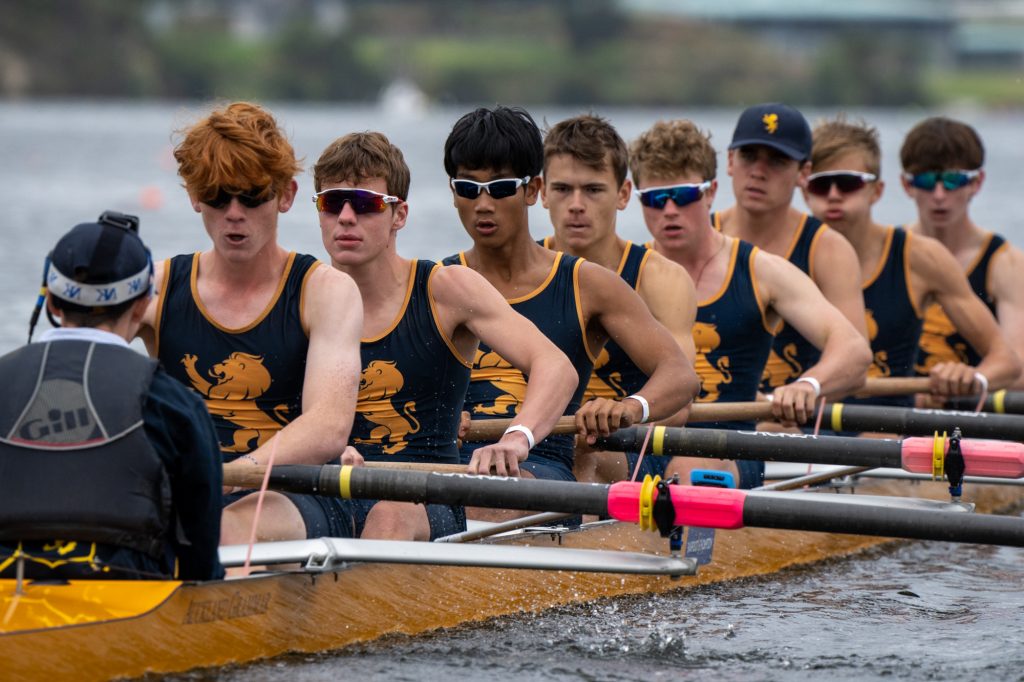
<box><xmin>917</xmin><ymin>232</ymin><xmax>1006</xmax><ymax>371</ymax></box>
<box><xmin>849</xmin><ymin>228</ymin><xmax>923</xmax><ymax>407</ymax></box>
<box><xmin>692</xmin><ymin>238</ymin><xmax>774</xmax><ymax>430</ymax></box>
<box><xmin>352</xmin><ymin>260</ymin><xmax>471</xmax><ymax>464</ymax></box>
<box><xmin>442</xmin><ymin>251</ymin><xmax>595</xmax><ymax>472</ymax></box>
<box><xmin>541</xmin><ymin>237</ymin><xmax>651</xmax><ymax>400</ymax></box>
<box><xmin>714</xmin><ymin>212</ymin><xmax>828</xmax><ymax>392</ymax></box>
<box><xmin>157</xmin><ymin>252</ymin><xmax>319</xmax><ymax>460</ymax></box>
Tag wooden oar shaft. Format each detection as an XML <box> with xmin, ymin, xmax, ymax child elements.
<box><xmin>463</xmin><ymin>402</ymin><xmax>774</xmax><ymax>442</ymax></box>
<box><xmin>464</xmin><ymin>400</ymin><xmax>1024</xmax><ymax>445</ymax></box>
<box><xmin>857</xmin><ymin>377</ymin><xmax>930</xmax><ymax>397</ymax></box>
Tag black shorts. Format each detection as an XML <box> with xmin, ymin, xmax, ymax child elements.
<box><xmin>282</xmin><ymin>493</ymin><xmax>467</xmax><ymax>541</ymax></box>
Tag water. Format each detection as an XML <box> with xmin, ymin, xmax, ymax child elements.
<box><xmin>173</xmin><ymin>539</ymin><xmax>1024</xmax><ymax>681</ymax></box>
<box><xmin>4</xmin><ymin>101</ymin><xmax>1024</xmax><ymax>679</ymax></box>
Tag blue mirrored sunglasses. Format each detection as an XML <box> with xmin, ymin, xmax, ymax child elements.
<box><xmin>903</xmin><ymin>169</ymin><xmax>980</xmax><ymax>192</ymax></box>
<box><xmin>635</xmin><ymin>182</ymin><xmax>712</xmax><ymax>209</ymax></box>
<box><xmin>450</xmin><ymin>176</ymin><xmax>531</xmax><ymax>200</ymax></box>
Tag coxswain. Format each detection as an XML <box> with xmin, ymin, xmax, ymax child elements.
<box><xmin>0</xmin><ymin>211</ymin><xmax>223</xmax><ymax>580</ymax></box>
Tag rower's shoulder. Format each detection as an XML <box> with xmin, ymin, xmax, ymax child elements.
<box><xmin>425</xmin><ymin>261</ymin><xmax>505</xmax><ymax>311</ymax></box>
<box><xmin>636</xmin><ymin>249</ymin><xmax>695</xmax><ymax>296</ymax></box>
<box><xmin>749</xmin><ymin>245</ymin><xmax>806</xmax><ymax>289</ymax></box>
<box><xmin>988</xmin><ymin>235</ymin><xmax>1024</xmax><ymax>299</ymax></box>
<box><xmin>812</xmin><ymin>218</ymin><xmax>856</xmax><ymax>256</ymax></box>
<box><xmin>302</xmin><ymin>261</ymin><xmax>361</xmax><ymax>320</ymax></box>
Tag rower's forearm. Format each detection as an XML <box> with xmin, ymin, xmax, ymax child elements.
<box><xmin>976</xmin><ymin>345</ymin><xmax>1022</xmax><ymax>390</ymax></box>
<box><xmin>514</xmin><ymin>353</ymin><xmax>577</xmax><ymax>441</ymax></box>
<box><xmin>633</xmin><ymin>361</ymin><xmax>700</xmax><ymax>422</ymax></box>
<box><xmin>248</xmin><ymin>413</ymin><xmax>352</xmax><ymax>465</ymax></box>
<box><xmin>806</xmin><ymin>338</ymin><xmax>871</xmax><ymax>399</ymax></box>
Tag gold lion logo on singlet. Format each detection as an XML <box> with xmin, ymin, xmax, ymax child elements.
<box><xmin>865</xmin><ymin>309</ymin><xmax>891</xmax><ymax>378</ymax></box>
<box><xmin>915</xmin><ymin>303</ymin><xmax>971</xmax><ymax>373</ymax></box>
<box><xmin>181</xmin><ymin>352</ymin><xmax>289</xmax><ymax>453</ymax></box>
<box><xmin>472</xmin><ymin>348</ymin><xmax>527</xmax><ymax>416</ymax></box>
<box><xmin>353</xmin><ymin>360</ymin><xmax>420</xmax><ymax>455</ymax></box>
<box><xmin>584</xmin><ymin>347</ymin><xmax>624</xmax><ymax>401</ymax></box>
<box><xmin>693</xmin><ymin>322</ymin><xmax>732</xmax><ymax>402</ymax></box>
<box><xmin>762</xmin><ymin>113</ymin><xmax>779</xmax><ymax>134</ymax></box>
<box><xmin>761</xmin><ymin>343</ymin><xmax>802</xmax><ymax>389</ymax></box>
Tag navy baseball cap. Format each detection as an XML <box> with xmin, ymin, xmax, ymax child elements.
<box><xmin>728</xmin><ymin>103</ymin><xmax>812</xmax><ymax>161</ymax></box>
<box><xmin>47</xmin><ymin>211</ymin><xmax>153</xmax><ymax>308</ymax></box>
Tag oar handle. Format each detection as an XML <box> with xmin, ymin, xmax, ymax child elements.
<box><xmin>857</xmin><ymin>377</ymin><xmax>930</xmax><ymax>397</ymax></box>
<box><xmin>689</xmin><ymin>401</ymin><xmax>773</xmax><ymax>422</ymax></box>
<box><xmin>462</xmin><ymin>402</ymin><xmax>775</xmax><ymax>442</ymax></box>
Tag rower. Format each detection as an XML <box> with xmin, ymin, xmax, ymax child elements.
<box><xmin>900</xmin><ymin>116</ymin><xmax>1024</xmax><ymax>392</ymax></box>
<box><xmin>0</xmin><ymin>212</ymin><xmax>223</xmax><ymax>581</ymax></box>
<box><xmin>714</xmin><ymin>103</ymin><xmax>869</xmax><ymax>395</ymax></box>
<box><xmin>136</xmin><ymin>102</ymin><xmax>364</xmax><ymax>546</ymax></box>
<box><xmin>803</xmin><ymin>116</ymin><xmax>1020</xmax><ymax>407</ymax></box>
<box><xmin>632</xmin><ymin>119</ymin><xmax>871</xmax><ymax>487</ymax></box>
<box><xmin>442</xmin><ymin>105</ymin><xmax>699</xmax><ymax>491</ymax></box>
<box><xmin>538</xmin><ymin>113</ymin><xmax>698</xmax><ymax>483</ymax></box>
<box><xmin>302</xmin><ymin>130</ymin><xmax>575</xmax><ymax>539</ymax></box>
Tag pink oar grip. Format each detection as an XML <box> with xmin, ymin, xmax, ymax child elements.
<box><xmin>901</xmin><ymin>437</ymin><xmax>1024</xmax><ymax>478</ymax></box>
<box><xmin>607</xmin><ymin>482</ymin><xmax>748</xmax><ymax>529</ymax></box>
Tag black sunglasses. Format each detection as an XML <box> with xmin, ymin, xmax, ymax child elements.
<box><xmin>806</xmin><ymin>171</ymin><xmax>877</xmax><ymax>197</ymax></box>
<box><xmin>202</xmin><ymin>186</ymin><xmax>273</xmax><ymax>209</ymax></box>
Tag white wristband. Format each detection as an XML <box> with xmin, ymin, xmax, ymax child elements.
<box><xmin>794</xmin><ymin>376</ymin><xmax>821</xmax><ymax>398</ymax></box>
<box><xmin>626</xmin><ymin>394</ymin><xmax>650</xmax><ymax>423</ymax></box>
<box><xmin>503</xmin><ymin>424</ymin><xmax>535</xmax><ymax>450</ymax></box>
<box><xmin>974</xmin><ymin>371</ymin><xmax>989</xmax><ymax>394</ymax></box>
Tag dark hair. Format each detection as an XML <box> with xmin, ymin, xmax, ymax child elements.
<box><xmin>443</xmin><ymin>106</ymin><xmax>543</xmax><ymax>179</ymax></box>
<box><xmin>52</xmin><ymin>299</ymin><xmax>137</xmax><ymax>326</ymax></box>
<box><xmin>900</xmin><ymin>116</ymin><xmax>984</xmax><ymax>174</ymax></box>
<box><xmin>544</xmin><ymin>114</ymin><xmax>629</xmax><ymax>187</ymax></box>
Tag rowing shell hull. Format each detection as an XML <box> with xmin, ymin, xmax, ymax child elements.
<box><xmin>1</xmin><ymin>479</ymin><xmax>1021</xmax><ymax>680</ymax></box>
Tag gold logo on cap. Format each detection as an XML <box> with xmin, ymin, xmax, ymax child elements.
<box><xmin>762</xmin><ymin>113</ymin><xmax>779</xmax><ymax>134</ymax></box>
